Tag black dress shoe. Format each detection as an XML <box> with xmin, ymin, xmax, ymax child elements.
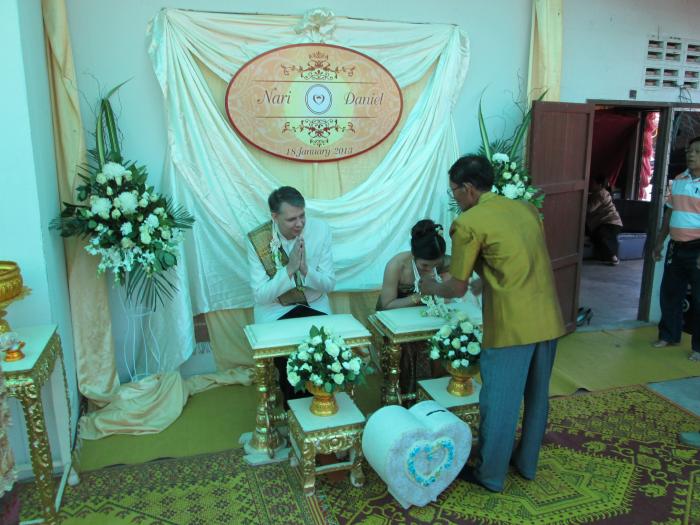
<box><xmin>457</xmin><ymin>465</ymin><xmax>501</xmax><ymax>492</ymax></box>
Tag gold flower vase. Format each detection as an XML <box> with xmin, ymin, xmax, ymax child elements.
<box><xmin>306</xmin><ymin>381</ymin><xmax>338</xmax><ymax>416</ymax></box>
<box><xmin>445</xmin><ymin>362</ymin><xmax>479</xmax><ymax>397</ymax></box>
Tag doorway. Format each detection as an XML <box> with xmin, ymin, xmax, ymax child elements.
<box><xmin>579</xmin><ymin>102</ymin><xmax>700</xmax><ymax>329</ymax></box>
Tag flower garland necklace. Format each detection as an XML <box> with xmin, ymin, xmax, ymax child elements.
<box><xmin>412</xmin><ymin>259</ymin><xmax>450</xmax><ymax>318</ymax></box>
<box><xmin>269</xmin><ymin>221</ymin><xmax>284</xmax><ymax>272</ymax></box>
<box><xmin>270</xmin><ymin>220</ymin><xmax>304</xmax><ymax>291</ymax></box>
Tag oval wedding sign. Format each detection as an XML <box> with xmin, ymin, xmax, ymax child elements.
<box><xmin>225</xmin><ymin>44</ymin><xmax>403</xmax><ymax>162</ymax></box>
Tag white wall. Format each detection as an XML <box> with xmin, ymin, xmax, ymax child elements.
<box><xmin>562</xmin><ymin>0</ymin><xmax>700</xmax><ymax>103</ymax></box>
<box><xmin>0</xmin><ymin>0</ymin><xmax>77</xmax><ymax>478</ymax></box>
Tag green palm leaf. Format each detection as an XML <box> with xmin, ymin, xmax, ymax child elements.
<box><xmin>477</xmin><ymin>98</ymin><xmax>492</xmax><ymax>161</ymax></box>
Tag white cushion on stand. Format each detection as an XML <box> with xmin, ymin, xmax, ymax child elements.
<box><xmin>375</xmin><ymin>299</ymin><xmax>481</xmax><ymax>335</ymax></box>
<box><xmin>245</xmin><ymin>313</ymin><xmax>370</xmax><ymax>350</ymax></box>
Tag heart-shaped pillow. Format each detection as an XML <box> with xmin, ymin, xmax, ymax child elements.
<box><xmin>362</xmin><ymin>401</ymin><xmax>472</xmax><ymax>508</ymax></box>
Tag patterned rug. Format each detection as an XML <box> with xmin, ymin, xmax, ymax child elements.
<box><xmin>19</xmin><ymin>385</ymin><xmax>700</xmax><ymax>524</ymax></box>
<box><xmin>19</xmin><ymin>449</ymin><xmax>325</xmax><ymax>524</ymax></box>
<box><xmin>316</xmin><ymin>385</ymin><xmax>700</xmax><ymax>524</ymax></box>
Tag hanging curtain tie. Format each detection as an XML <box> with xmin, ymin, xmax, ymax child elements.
<box><xmin>294</xmin><ymin>8</ymin><xmax>336</xmax><ymax>42</ymax></box>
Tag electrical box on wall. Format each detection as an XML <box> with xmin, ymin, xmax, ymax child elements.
<box><xmin>644</xmin><ymin>36</ymin><xmax>700</xmax><ymax>91</ymax></box>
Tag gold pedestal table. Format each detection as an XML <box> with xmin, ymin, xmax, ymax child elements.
<box><xmin>4</xmin><ymin>325</ymin><xmax>77</xmax><ymax>524</ymax></box>
<box><xmin>288</xmin><ymin>393</ymin><xmax>365</xmax><ymax>496</ymax></box>
<box><xmin>368</xmin><ymin>299</ymin><xmax>482</xmax><ymax>406</ymax></box>
<box><xmin>417</xmin><ymin>376</ymin><xmax>481</xmax><ymax>440</ymax></box>
<box><xmin>240</xmin><ymin>314</ymin><xmax>371</xmax><ymax>465</ymax></box>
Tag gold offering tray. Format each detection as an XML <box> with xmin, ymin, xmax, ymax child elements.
<box><xmin>0</xmin><ymin>261</ymin><xmax>31</xmax><ymax>341</ymax></box>
<box><xmin>0</xmin><ymin>261</ymin><xmax>24</xmax><ymax>303</ymax></box>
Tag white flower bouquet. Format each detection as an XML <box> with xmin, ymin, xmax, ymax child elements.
<box><xmin>476</xmin><ymin>95</ymin><xmax>546</xmax><ymax>210</ymax></box>
<box><xmin>428</xmin><ymin>311</ymin><xmax>482</xmax><ymax>370</ymax></box>
<box><xmin>488</xmin><ymin>152</ymin><xmax>543</xmax><ymax>207</ymax></box>
<box><xmin>51</xmin><ymin>84</ymin><xmax>194</xmax><ymax>309</ymax></box>
<box><xmin>286</xmin><ymin>325</ymin><xmax>369</xmax><ymax>393</ymax></box>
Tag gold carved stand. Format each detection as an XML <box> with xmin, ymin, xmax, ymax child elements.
<box><xmin>240</xmin><ymin>357</ymin><xmax>287</xmax><ymax>463</ymax></box>
<box><xmin>4</xmin><ymin>325</ymin><xmax>78</xmax><ymax>525</ymax></box>
<box><xmin>240</xmin><ymin>315</ymin><xmax>371</xmax><ymax>465</ymax></box>
<box><xmin>287</xmin><ymin>393</ymin><xmax>365</xmax><ymax>496</ymax></box>
<box><xmin>368</xmin><ymin>313</ymin><xmax>439</xmax><ymax>407</ymax></box>
<box><xmin>368</xmin><ymin>301</ymin><xmax>483</xmax><ymax>408</ymax></box>
<box><xmin>417</xmin><ymin>376</ymin><xmax>481</xmax><ymax>441</ymax></box>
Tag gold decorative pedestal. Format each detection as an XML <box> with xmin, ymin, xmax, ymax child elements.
<box><xmin>4</xmin><ymin>325</ymin><xmax>77</xmax><ymax>524</ymax></box>
<box><xmin>417</xmin><ymin>376</ymin><xmax>481</xmax><ymax>442</ymax></box>
<box><xmin>241</xmin><ymin>314</ymin><xmax>371</xmax><ymax>466</ymax></box>
<box><xmin>446</xmin><ymin>363</ymin><xmax>479</xmax><ymax>397</ymax></box>
<box><xmin>367</xmin><ymin>300</ymin><xmax>483</xmax><ymax>407</ymax></box>
<box><xmin>239</xmin><ymin>359</ymin><xmax>287</xmax><ymax>463</ymax></box>
<box><xmin>288</xmin><ymin>393</ymin><xmax>365</xmax><ymax>496</ymax></box>
<box><xmin>306</xmin><ymin>382</ymin><xmax>338</xmax><ymax>416</ymax></box>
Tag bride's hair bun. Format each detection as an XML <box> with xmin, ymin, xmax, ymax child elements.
<box><xmin>410</xmin><ymin>219</ymin><xmax>446</xmax><ymax>260</ymax></box>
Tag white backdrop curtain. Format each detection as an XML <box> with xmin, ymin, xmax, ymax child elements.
<box><xmin>147</xmin><ymin>8</ymin><xmax>470</xmax><ymax>369</ymax></box>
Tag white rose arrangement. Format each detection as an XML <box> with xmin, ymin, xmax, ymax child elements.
<box><xmin>286</xmin><ymin>325</ymin><xmax>370</xmax><ymax>394</ymax></box>
<box><xmin>51</xmin><ymin>84</ymin><xmax>194</xmax><ymax>309</ymax></box>
<box><xmin>488</xmin><ymin>152</ymin><xmax>543</xmax><ymax>208</ymax></box>
<box><xmin>428</xmin><ymin>310</ymin><xmax>483</xmax><ymax>370</ymax></box>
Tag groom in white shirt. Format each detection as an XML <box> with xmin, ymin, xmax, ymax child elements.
<box><xmin>247</xmin><ymin>186</ymin><xmax>336</xmax><ymax>405</ymax></box>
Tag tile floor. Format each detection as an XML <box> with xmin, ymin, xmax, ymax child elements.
<box><xmin>579</xmin><ymin>258</ymin><xmax>645</xmax><ymax>327</ymax></box>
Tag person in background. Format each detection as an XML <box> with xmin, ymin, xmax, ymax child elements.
<box><xmin>653</xmin><ymin>136</ymin><xmax>700</xmax><ymax>363</ymax></box>
<box><xmin>420</xmin><ymin>154</ymin><xmax>565</xmax><ymax>493</ymax></box>
<box><xmin>586</xmin><ymin>178</ymin><xmax>623</xmax><ymax>266</ymax></box>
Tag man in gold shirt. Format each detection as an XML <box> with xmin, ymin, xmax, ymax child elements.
<box><xmin>420</xmin><ymin>154</ymin><xmax>565</xmax><ymax>492</ymax></box>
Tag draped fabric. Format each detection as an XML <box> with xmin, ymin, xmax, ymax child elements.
<box><xmin>590</xmin><ymin>111</ymin><xmax>640</xmax><ymax>188</ymax></box>
<box><xmin>42</xmin><ymin>0</ymin><xmax>119</xmax><ymax>405</ymax></box>
<box><xmin>42</xmin><ymin>1</ymin><xmax>253</xmax><ymax>440</ymax></box>
<box><xmin>78</xmin><ymin>369</ymin><xmax>252</xmax><ymax>439</ymax></box>
<box><xmin>639</xmin><ymin>112</ymin><xmax>659</xmax><ymax>200</ymax></box>
<box><xmin>147</xmin><ymin>8</ymin><xmax>471</xmax><ymax>373</ymax></box>
<box><xmin>527</xmin><ymin>0</ymin><xmax>563</xmax><ymax>101</ymax></box>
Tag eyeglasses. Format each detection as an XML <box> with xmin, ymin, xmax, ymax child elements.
<box><xmin>449</xmin><ymin>183</ymin><xmax>468</xmax><ymax>195</ymax></box>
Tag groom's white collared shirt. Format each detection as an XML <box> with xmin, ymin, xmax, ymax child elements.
<box><xmin>247</xmin><ymin>217</ymin><xmax>336</xmax><ymax>322</ymax></box>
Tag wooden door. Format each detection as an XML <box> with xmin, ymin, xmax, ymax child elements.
<box><xmin>529</xmin><ymin>101</ymin><xmax>595</xmax><ymax>332</ymax></box>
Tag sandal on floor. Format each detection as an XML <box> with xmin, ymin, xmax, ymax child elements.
<box><xmin>576</xmin><ymin>307</ymin><xmax>593</xmax><ymax>327</ymax></box>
